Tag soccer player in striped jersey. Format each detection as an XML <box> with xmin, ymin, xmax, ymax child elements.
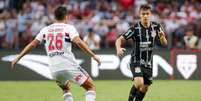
<box><xmin>12</xmin><ymin>6</ymin><xmax>100</xmax><ymax>101</ymax></box>
<box><xmin>115</xmin><ymin>4</ymin><xmax>167</xmax><ymax>101</ymax></box>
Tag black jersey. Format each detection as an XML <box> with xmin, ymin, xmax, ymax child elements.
<box><xmin>122</xmin><ymin>21</ymin><xmax>164</xmax><ymax>68</ymax></box>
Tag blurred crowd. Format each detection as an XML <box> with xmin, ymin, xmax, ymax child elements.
<box><xmin>0</xmin><ymin>0</ymin><xmax>201</xmax><ymax>50</ymax></box>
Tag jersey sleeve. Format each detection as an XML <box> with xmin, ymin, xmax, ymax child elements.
<box><xmin>35</xmin><ymin>27</ymin><xmax>46</xmax><ymax>42</ymax></box>
<box><xmin>69</xmin><ymin>26</ymin><xmax>79</xmax><ymax>41</ymax></box>
<box><xmin>122</xmin><ymin>27</ymin><xmax>135</xmax><ymax>40</ymax></box>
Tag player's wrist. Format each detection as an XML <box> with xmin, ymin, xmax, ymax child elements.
<box><xmin>159</xmin><ymin>35</ymin><xmax>165</xmax><ymax>40</ymax></box>
<box><xmin>116</xmin><ymin>46</ymin><xmax>121</xmax><ymax>51</ymax></box>
<box><xmin>91</xmin><ymin>54</ymin><xmax>96</xmax><ymax>58</ymax></box>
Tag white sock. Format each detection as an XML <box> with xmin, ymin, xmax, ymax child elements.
<box><xmin>63</xmin><ymin>92</ymin><xmax>73</xmax><ymax>101</ymax></box>
<box><xmin>86</xmin><ymin>90</ymin><xmax>96</xmax><ymax>101</ymax></box>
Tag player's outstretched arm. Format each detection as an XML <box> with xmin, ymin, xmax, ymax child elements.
<box><xmin>72</xmin><ymin>36</ymin><xmax>101</xmax><ymax>65</ymax></box>
<box><xmin>115</xmin><ymin>36</ymin><xmax>126</xmax><ymax>57</ymax></box>
<box><xmin>11</xmin><ymin>39</ymin><xmax>40</xmax><ymax>69</ymax></box>
<box><xmin>158</xmin><ymin>32</ymin><xmax>167</xmax><ymax>46</ymax></box>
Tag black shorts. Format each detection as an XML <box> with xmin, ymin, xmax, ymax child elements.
<box><xmin>130</xmin><ymin>63</ymin><xmax>153</xmax><ymax>85</ymax></box>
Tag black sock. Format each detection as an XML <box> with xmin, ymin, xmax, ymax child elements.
<box><xmin>128</xmin><ymin>85</ymin><xmax>138</xmax><ymax>101</ymax></box>
<box><xmin>135</xmin><ymin>91</ymin><xmax>146</xmax><ymax>101</ymax></box>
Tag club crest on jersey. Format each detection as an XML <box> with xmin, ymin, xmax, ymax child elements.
<box><xmin>75</xmin><ymin>74</ymin><xmax>83</xmax><ymax>81</ymax></box>
<box><xmin>151</xmin><ymin>31</ymin><xmax>156</xmax><ymax>37</ymax></box>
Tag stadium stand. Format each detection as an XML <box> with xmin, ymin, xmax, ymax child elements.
<box><xmin>0</xmin><ymin>0</ymin><xmax>200</xmax><ymax>49</ymax></box>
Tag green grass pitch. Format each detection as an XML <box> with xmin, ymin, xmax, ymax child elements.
<box><xmin>0</xmin><ymin>80</ymin><xmax>201</xmax><ymax>101</ymax></box>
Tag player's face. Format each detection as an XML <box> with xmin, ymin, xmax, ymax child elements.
<box><xmin>140</xmin><ymin>9</ymin><xmax>151</xmax><ymax>23</ymax></box>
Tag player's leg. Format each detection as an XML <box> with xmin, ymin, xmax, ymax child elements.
<box><xmin>135</xmin><ymin>68</ymin><xmax>152</xmax><ymax>101</ymax></box>
<box><xmin>128</xmin><ymin>84</ymin><xmax>138</xmax><ymax>101</ymax></box>
<box><xmin>135</xmin><ymin>85</ymin><xmax>149</xmax><ymax>101</ymax></box>
<box><xmin>72</xmin><ymin>67</ymin><xmax>96</xmax><ymax>101</ymax></box>
<box><xmin>134</xmin><ymin>77</ymin><xmax>144</xmax><ymax>90</ymax></box>
<box><xmin>56</xmin><ymin>81</ymin><xmax>74</xmax><ymax>101</ymax></box>
<box><xmin>134</xmin><ymin>76</ymin><xmax>145</xmax><ymax>101</ymax></box>
<box><xmin>81</xmin><ymin>77</ymin><xmax>96</xmax><ymax>101</ymax></box>
<box><xmin>128</xmin><ymin>77</ymin><xmax>144</xmax><ymax>101</ymax></box>
<box><xmin>129</xmin><ymin>66</ymin><xmax>144</xmax><ymax>101</ymax></box>
<box><xmin>52</xmin><ymin>70</ymin><xmax>75</xmax><ymax>101</ymax></box>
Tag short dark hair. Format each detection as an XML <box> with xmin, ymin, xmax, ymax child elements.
<box><xmin>139</xmin><ymin>4</ymin><xmax>151</xmax><ymax>11</ymax></box>
<box><xmin>54</xmin><ymin>6</ymin><xmax>68</xmax><ymax>20</ymax></box>
<box><xmin>88</xmin><ymin>28</ymin><xmax>93</xmax><ymax>32</ymax></box>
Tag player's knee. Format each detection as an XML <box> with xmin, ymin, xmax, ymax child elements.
<box><xmin>84</xmin><ymin>83</ymin><xmax>96</xmax><ymax>91</ymax></box>
<box><xmin>81</xmin><ymin>79</ymin><xmax>96</xmax><ymax>91</ymax></box>
<box><xmin>141</xmin><ymin>86</ymin><xmax>148</xmax><ymax>92</ymax></box>
<box><xmin>134</xmin><ymin>78</ymin><xmax>144</xmax><ymax>90</ymax></box>
<box><xmin>56</xmin><ymin>81</ymin><xmax>71</xmax><ymax>92</ymax></box>
<box><xmin>139</xmin><ymin>84</ymin><xmax>144</xmax><ymax>90</ymax></box>
<box><xmin>87</xmin><ymin>82</ymin><xmax>96</xmax><ymax>91</ymax></box>
<box><xmin>88</xmin><ymin>84</ymin><xmax>96</xmax><ymax>91</ymax></box>
<box><xmin>138</xmin><ymin>84</ymin><xmax>149</xmax><ymax>93</ymax></box>
<box><xmin>134</xmin><ymin>82</ymin><xmax>144</xmax><ymax>90</ymax></box>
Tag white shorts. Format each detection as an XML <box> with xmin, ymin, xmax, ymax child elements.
<box><xmin>51</xmin><ymin>66</ymin><xmax>89</xmax><ymax>86</ymax></box>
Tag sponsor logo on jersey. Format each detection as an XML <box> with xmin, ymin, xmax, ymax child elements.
<box><xmin>48</xmin><ymin>51</ymin><xmax>64</xmax><ymax>57</ymax></box>
<box><xmin>140</xmin><ymin>41</ymin><xmax>151</xmax><ymax>48</ymax></box>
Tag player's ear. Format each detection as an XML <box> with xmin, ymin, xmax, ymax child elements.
<box><xmin>149</xmin><ymin>12</ymin><xmax>152</xmax><ymax>16</ymax></box>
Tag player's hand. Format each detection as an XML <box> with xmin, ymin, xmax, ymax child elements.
<box><xmin>11</xmin><ymin>57</ymin><xmax>20</xmax><ymax>69</ymax></box>
<box><xmin>92</xmin><ymin>55</ymin><xmax>101</xmax><ymax>66</ymax></box>
<box><xmin>116</xmin><ymin>48</ymin><xmax>126</xmax><ymax>57</ymax></box>
<box><xmin>158</xmin><ymin>32</ymin><xmax>165</xmax><ymax>39</ymax></box>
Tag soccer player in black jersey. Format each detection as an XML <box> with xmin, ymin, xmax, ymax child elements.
<box><xmin>115</xmin><ymin>4</ymin><xmax>167</xmax><ymax>101</ymax></box>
